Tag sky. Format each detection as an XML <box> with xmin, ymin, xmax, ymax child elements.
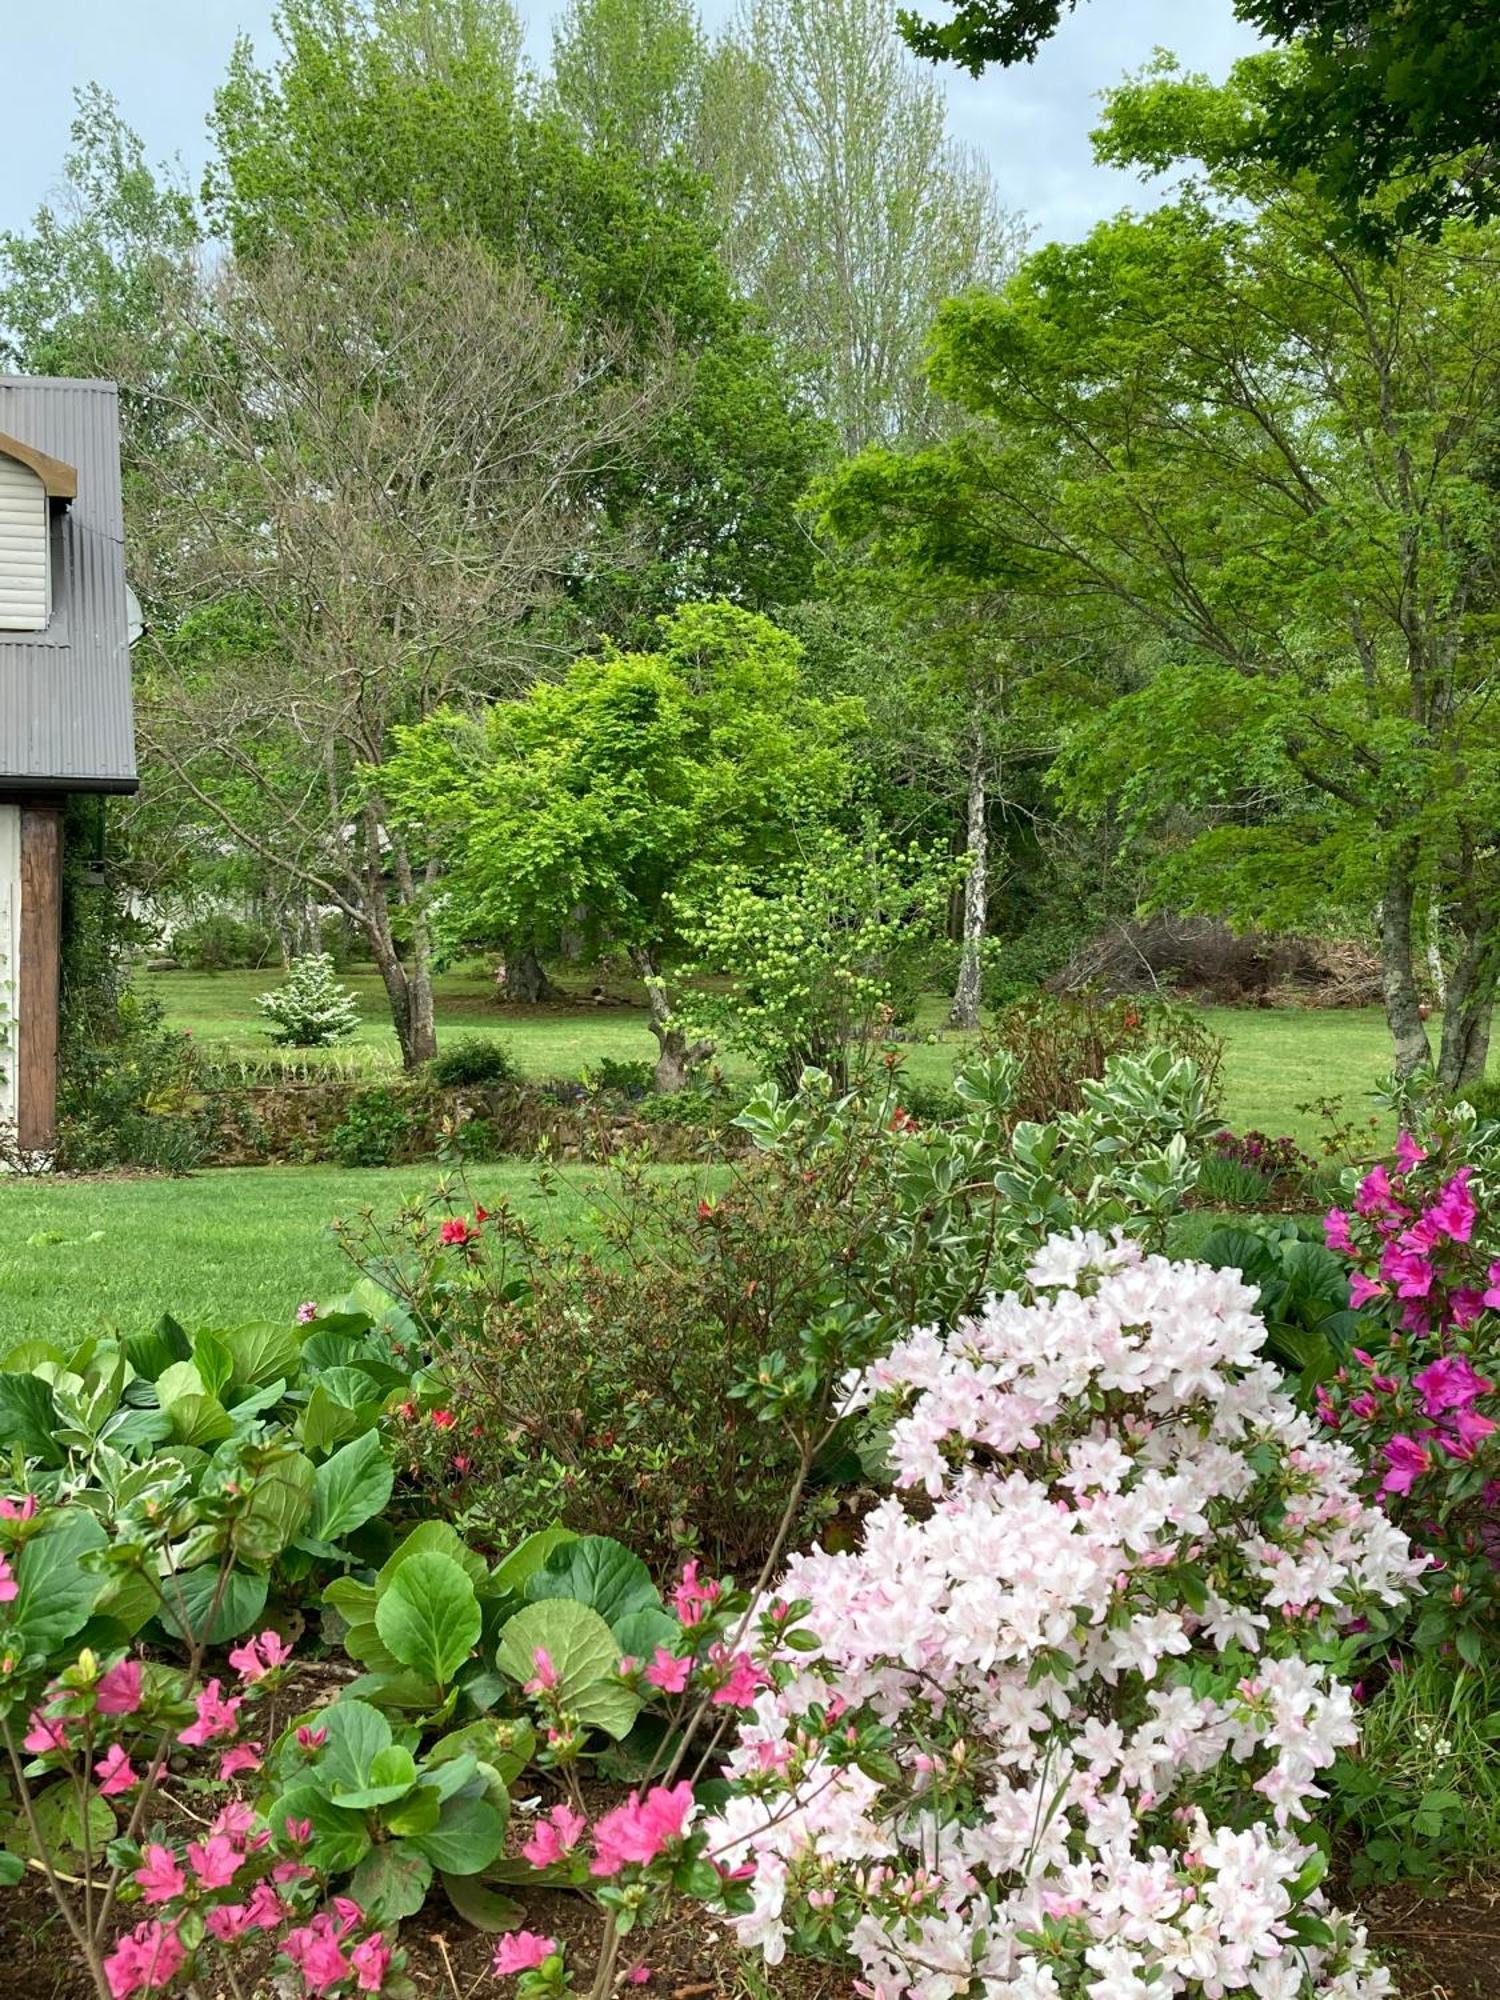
<box><xmin>0</xmin><ymin>0</ymin><xmax>1262</xmax><ymax>247</ymax></box>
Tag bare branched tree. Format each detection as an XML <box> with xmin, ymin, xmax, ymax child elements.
<box><xmin>141</xmin><ymin>230</ymin><xmax>669</xmax><ymax>1064</ymax></box>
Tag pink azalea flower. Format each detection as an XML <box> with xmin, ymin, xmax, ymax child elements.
<box><xmin>623</xmin><ymin>1967</ymin><xmax>652</xmax><ymax>1985</ymax></box>
<box><xmin>244</xmin><ymin>1880</ymin><xmax>286</xmax><ymax>1930</ymax></box>
<box><xmin>205</xmin><ymin>1904</ymin><xmax>252</xmax><ymax>1943</ymax></box>
<box><xmin>352</xmin><ymin>1932</ymin><xmax>393</xmax><ymax>1992</ymax></box>
<box><xmin>1381</xmin><ymin>1433</ymin><xmax>1433</xmax><ymax>1496</ymax></box>
<box><xmin>1427</xmin><ymin>1170</ymin><xmax>1476</xmax><ymax>1243</ymax></box>
<box><xmin>644</xmin><ymin>1647</ymin><xmax>692</xmax><ymax>1694</ymax></box>
<box><xmin>283</xmin><ymin>1816</ymin><xmax>314</xmax><ymax>1847</ymax></box>
<box><xmin>103</xmin><ymin>1920</ymin><xmax>185</xmax><ymax>1999</ymax></box>
<box><xmin>493</xmin><ymin>1932</ymin><xmax>560</xmax><ymax>1976</ymax></box>
<box><xmin>0</xmin><ymin>1554</ymin><xmax>18</xmax><ymax>1603</ymax></box>
<box><xmin>520</xmin><ymin>1801</ymin><xmax>588</xmax><ymax>1867</ymax></box>
<box><xmin>1322</xmin><ymin>1209</ymin><xmax>1355</xmax><ymax>1255</ymax></box>
<box><xmin>210</xmin><ymin>1800</ymin><xmax>259</xmax><ymax>1844</ymax></box>
<box><xmin>707</xmin><ymin>1646</ymin><xmax>763</xmax><ymax>1708</ymax></box>
<box><xmin>188</xmin><ymin>1834</ymin><xmax>242</xmax><ymax>1889</ymax></box>
<box><xmin>23</xmin><ymin>1709</ymin><xmax>68</xmax><ymax>1755</ymax></box>
<box><xmin>671</xmin><ymin>1560</ymin><xmax>721</xmax><ymax>1627</ymax></box>
<box><xmin>96</xmin><ymin>1659</ymin><xmax>143</xmax><ymax>1716</ymax></box>
<box><xmin>283</xmin><ymin>1918</ymin><xmax>352</xmax><ymax>1995</ymax></box>
<box><xmin>0</xmin><ymin>1494</ymin><xmax>37</xmax><ymax>1520</ymax></box>
<box><xmin>1379</xmin><ymin>1244</ymin><xmax>1434</xmax><ymax>1299</ymax></box>
<box><xmin>134</xmin><ymin>1844</ymin><xmax>187</xmax><ymax>1905</ymax></box>
<box><xmin>1439</xmin><ymin>1405</ymin><xmax>1498</xmax><ymax>1459</ymax></box>
<box><xmin>590</xmin><ymin>1783</ymin><xmax>694</xmax><ymax>1876</ymax></box>
<box><xmin>1412</xmin><ymin>1353</ymin><xmax>1493</xmax><ymax>1417</ymax></box>
<box><xmin>218</xmin><ymin>1741</ymin><xmax>264</xmax><ymax>1780</ymax></box>
<box><xmin>296</xmin><ymin>1724</ymin><xmax>328</xmax><ymax>1752</ymax></box>
<box><xmin>177</xmin><ymin>1678</ymin><xmax>241</xmax><ymax>1747</ymax></box>
<box><xmin>1394</xmin><ymin>1131</ymin><xmax>1427</xmax><ymax>1175</ymax></box>
<box><xmin>524</xmin><ymin>1646</ymin><xmax>559</xmax><ymax>1695</ymax></box>
<box><xmin>96</xmin><ymin>1744</ymin><xmax>139</xmax><ymax>1797</ymax></box>
<box><xmin>228</xmin><ymin>1631</ymin><xmax>293</xmax><ymax>1682</ymax></box>
<box><xmin>1348</xmin><ymin>1273</ymin><xmax>1387</xmax><ymax>1309</ymax></box>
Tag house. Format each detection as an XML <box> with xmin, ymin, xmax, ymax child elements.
<box><xmin>0</xmin><ymin>377</ymin><xmax>138</xmax><ymax>1155</ymax></box>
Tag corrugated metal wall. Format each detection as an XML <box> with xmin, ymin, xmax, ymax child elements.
<box><xmin>0</xmin><ymin>804</ymin><xmax>19</xmax><ymax>1134</ymax></box>
<box><xmin>0</xmin><ymin>378</ymin><xmax>136</xmax><ymax>789</ymax></box>
<box><xmin>0</xmin><ymin>457</ymin><xmax>47</xmax><ymax>632</ymax></box>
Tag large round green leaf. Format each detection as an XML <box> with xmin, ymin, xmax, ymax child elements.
<box><xmin>308</xmin><ymin>1427</ymin><xmax>394</xmax><ymax>1543</ymax></box>
<box><xmin>496</xmin><ymin>1599</ymin><xmax>640</xmax><ymax>1740</ymax></box>
<box><xmin>407</xmin><ymin>1792</ymin><xmax>508</xmax><ymax>1875</ymax></box>
<box><xmin>526</xmin><ymin>1535</ymin><xmax>661</xmax><ymax>1631</ymax></box>
<box><xmin>156</xmin><ymin>1565</ymin><xmax>270</xmax><ymax>1646</ymax></box>
<box><xmin>350</xmin><ymin>1844</ymin><xmax>433</xmax><ymax>1923</ymax></box>
<box><xmin>375</xmin><ymin>1552</ymin><xmax>481</xmax><ymax>1688</ymax></box>
<box><xmin>318</xmin><ymin>1698</ymin><xmax>393</xmax><ymax>1790</ymax></box>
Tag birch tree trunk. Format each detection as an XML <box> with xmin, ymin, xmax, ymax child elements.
<box><xmin>948</xmin><ymin>734</ymin><xmax>988</xmax><ymax>1030</ymax></box>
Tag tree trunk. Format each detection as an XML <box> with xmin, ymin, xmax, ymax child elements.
<box><xmin>635</xmin><ymin>947</ymin><xmax>710</xmax><ymax>1093</ymax></box>
<box><xmin>949</xmin><ymin>736</ymin><xmax>988</xmax><ymax>1030</ymax></box>
<box><xmin>1379</xmin><ymin>846</ymin><xmax>1433</xmax><ymax>1076</ymax></box>
<box><xmin>360</xmin><ymin>809</ymin><xmax>438</xmax><ymax>1070</ymax></box>
<box><xmin>509</xmin><ymin>945</ymin><xmax>563</xmax><ymax>1004</ymax></box>
<box><xmin>1436</xmin><ymin>907</ymin><xmax>1498</xmax><ymax>1095</ymax></box>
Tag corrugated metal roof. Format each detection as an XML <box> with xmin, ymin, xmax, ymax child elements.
<box><xmin>0</xmin><ymin>377</ymin><xmax>137</xmax><ymax>793</ymax></box>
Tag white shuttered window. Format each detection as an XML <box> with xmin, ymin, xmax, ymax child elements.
<box><xmin>0</xmin><ymin>452</ymin><xmax>48</xmax><ymax>631</ymax></box>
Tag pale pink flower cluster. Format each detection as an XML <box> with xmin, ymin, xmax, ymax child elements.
<box><xmin>711</xmin><ymin>1234</ymin><xmax>1422</xmax><ymax>1998</ymax></box>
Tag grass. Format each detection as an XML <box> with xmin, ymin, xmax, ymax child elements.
<box><xmin>0</xmin><ymin>1163</ymin><xmax>627</xmax><ymax>1348</ymax></box>
<box><xmin>5</xmin><ymin>967</ymin><xmax>1483</xmax><ymax>1344</ymax></box>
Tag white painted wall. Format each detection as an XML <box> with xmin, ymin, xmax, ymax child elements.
<box><xmin>0</xmin><ymin>804</ymin><xmax>19</xmax><ymax>1135</ymax></box>
<box><xmin>0</xmin><ymin>454</ymin><xmax>48</xmax><ymax>631</ymax></box>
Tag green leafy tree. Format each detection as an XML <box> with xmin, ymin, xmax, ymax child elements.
<box><xmin>898</xmin><ymin>1</ymin><xmax>1500</xmax><ymax>245</ymax></box>
<box><xmin>549</xmin><ymin>0</ymin><xmax>706</xmax><ymax>165</ymax></box>
<box><xmin>207</xmin><ymin>0</ymin><xmax>824</xmax><ymax>634</ymax></box>
<box><xmin>383</xmin><ymin>603</ymin><xmax>861</xmax><ymax>1089</ymax></box>
<box><xmin>898</xmin><ymin>73</ymin><xmax>1500</xmax><ymax>1089</ymax></box>
<box><xmin>696</xmin><ymin>0</ymin><xmax>1021</xmax><ymax>451</ymax></box>
<box><xmin>675</xmin><ymin>825</ymin><xmax>956</xmax><ymax>1088</ymax></box>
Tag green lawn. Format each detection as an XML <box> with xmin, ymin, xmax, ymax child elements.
<box><xmin>2</xmin><ymin>971</ymin><xmax>1478</xmax><ymax>1346</ymax></box>
<box><xmin>0</xmin><ymin>1163</ymin><xmax>643</xmax><ymax>1348</ymax></box>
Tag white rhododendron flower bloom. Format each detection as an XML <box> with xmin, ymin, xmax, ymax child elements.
<box><xmin>711</xmin><ymin>1234</ymin><xmax>1420</xmax><ymax>1998</ymax></box>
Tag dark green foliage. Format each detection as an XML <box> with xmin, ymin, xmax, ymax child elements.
<box><xmin>330</xmin><ymin>1087</ymin><xmax>415</xmax><ymax>1168</ymax></box>
<box><xmin>1193</xmin><ymin>1219</ymin><xmax>1362</xmax><ymax>1387</ymax></box>
<box><xmin>167</xmin><ymin>912</ymin><xmax>279</xmax><ymax>971</ymax></box>
<box><xmin>428</xmin><ymin>1038</ymin><xmax>521</xmax><ymax>1089</ymax></box>
<box><xmin>52</xmin><ymin>798</ymin><xmax>207</xmax><ymax>1172</ymax></box>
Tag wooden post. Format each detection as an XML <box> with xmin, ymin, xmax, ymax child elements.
<box><xmin>17</xmin><ymin>803</ymin><xmax>61</xmax><ymax>1153</ymax></box>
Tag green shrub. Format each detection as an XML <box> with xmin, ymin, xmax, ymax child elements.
<box><xmin>986</xmin><ymin>990</ymin><xmax>1225</xmax><ymax>1124</ymax></box>
<box><xmin>52</xmin><ymin>990</ymin><xmax>208</xmax><ymax>1172</ymax></box>
<box><xmin>427</xmin><ymin>1035</ymin><xmax>520</xmax><ymax>1087</ymax></box>
<box><xmin>1330</xmin><ymin>1657</ymin><xmax>1500</xmax><ymax>1886</ymax></box>
<box><xmin>582</xmin><ymin>1055</ymin><xmax>656</xmax><ymax>1099</ymax></box>
<box><xmin>330</xmin><ymin>1085</ymin><xmax>413</xmax><ymax>1166</ymax></box>
<box><xmin>1194</xmin><ymin>1152</ymin><xmax>1275</xmax><ymax>1209</ymax></box>
<box><xmin>257</xmin><ymin>952</ymin><xmax>362</xmax><ymax>1047</ymax></box>
<box><xmin>338</xmin><ymin>1047</ymin><xmax>1219</xmax><ymax>1566</ymax></box>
